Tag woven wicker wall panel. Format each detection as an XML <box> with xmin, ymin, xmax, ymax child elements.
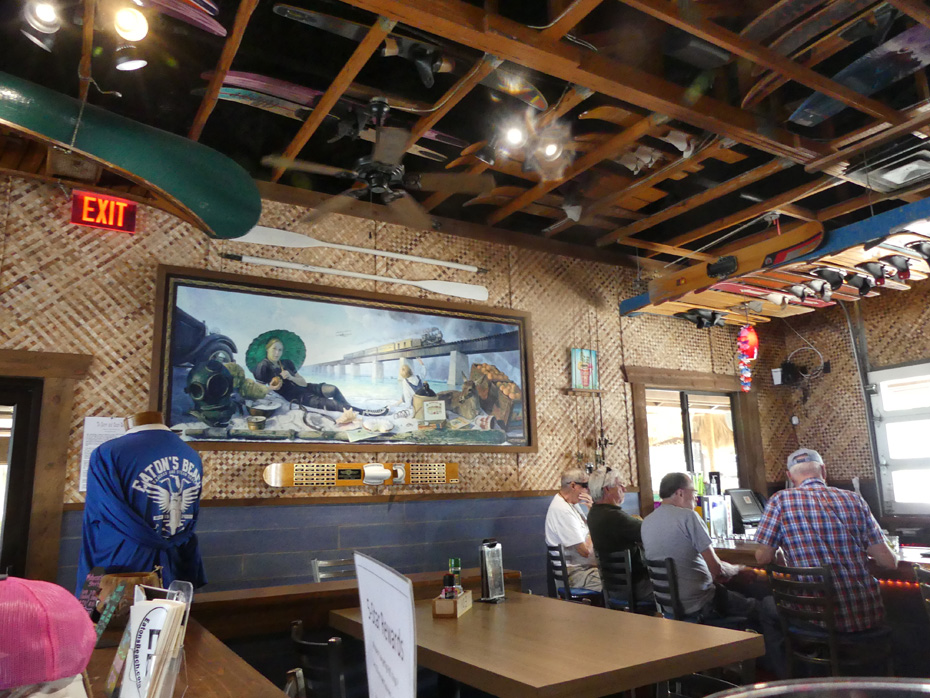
<box><xmin>0</xmin><ymin>177</ymin><xmax>724</xmax><ymax>502</ymax></box>
<box><xmin>755</xmin><ymin>308</ymin><xmax>872</xmax><ymax>483</ymax></box>
<box><xmin>859</xmin><ymin>278</ymin><xmax>930</xmax><ymax>369</ymax></box>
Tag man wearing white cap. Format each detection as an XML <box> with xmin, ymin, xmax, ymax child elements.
<box><xmin>755</xmin><ymin>447</ymin><xmax>898</xmax><ymax>633</ymax></box>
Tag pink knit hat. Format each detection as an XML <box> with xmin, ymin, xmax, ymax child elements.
<box><xmin>0</xmin><ymin>575</ymin><xmax>96</xmax><ymax>689</ymax></box>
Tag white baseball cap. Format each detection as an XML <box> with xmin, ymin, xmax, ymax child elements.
<box><xmin>787</xmin><ymin>448</ymin><xmax>824</xmax><ymax>469</ymax></box>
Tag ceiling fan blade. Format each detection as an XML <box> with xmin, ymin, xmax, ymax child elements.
<box><xmin>415</xmin><ymin>172</ymin><xmax>495</xmax><ymax>194</ymax></box>
<box><xmin>388</xmin><ymin>192</ymin><xmax>433</xmax><ymax>231</ymax></box>
<box><xmin>300</xmin><ymin>186</ymin><xmax>367</xmax><ymax>226</ymax></box>
<box><xmin>261</xmin><ymin>155</ymin><xmax>351</xmax><ymax>178</ymax></box>
<box><xmin>373</xmin><ymin>126</ymin><xmax>410</xmax><ymax>165</ymax></box>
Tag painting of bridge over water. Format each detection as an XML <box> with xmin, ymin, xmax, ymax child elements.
<box><xmin>153</xmin><ymin>266</ymin><xmax>535</xmax><ymax>453</ymax></box>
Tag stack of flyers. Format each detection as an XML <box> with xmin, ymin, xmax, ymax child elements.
<box><xmin>120</xmin><ymin>591</ymin><xmax>187</xmax><ymax>698</ymax></box>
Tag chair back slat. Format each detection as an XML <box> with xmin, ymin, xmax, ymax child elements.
<box><xmin>597</xmin><ymin>549</ymin><xmax>636</xmax><ymax>610</ymax></box>
<box><xmin>290</xmin><ymin>620</ymin><xmax>347</xmax><ymax>698</ymax></box>
<box><xmin>546</xmin><ymin>544</ymin><xmax>571</xmax><ymax>599</ymax></box>
<box><xmin>645</xmin><ymin>557</ymin><xmax>684</xmax><ymax>619</ymax></box>
<box><xmin>311</xmin><ymin>558</ymin><xmax>356</xmax><ymax>583</ymax></box>
<box><xmin>915</xmin><ymin>566</ymin><xmax>930</xmax><ymax>624</ymax></box>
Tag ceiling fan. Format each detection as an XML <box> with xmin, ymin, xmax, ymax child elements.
<box><xmin>263</xmin><ymin>100</ymin><xmax>494</xmax><ymax>231</ymax></box>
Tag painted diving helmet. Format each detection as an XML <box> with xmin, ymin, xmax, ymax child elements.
<box><xmin>184</xmin><ymin>360</ymin><xmax>237</xmax><ymax>426</ymax></box>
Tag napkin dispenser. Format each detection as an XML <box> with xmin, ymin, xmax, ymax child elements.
<box><xmin>479</xmin><ymin>538</ymin><xmax>505</xmax><ymax>603</ymax></box>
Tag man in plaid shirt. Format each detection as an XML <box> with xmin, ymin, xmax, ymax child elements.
<box><xmin>755</xmin><ymin>448</ymin><xmax>898</xmax><ymax>632</ymax></box>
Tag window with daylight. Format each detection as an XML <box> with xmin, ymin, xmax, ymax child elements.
<box><xmin>870</xmin><ymin>363</ymin><xmax>930</xmax><ymax>515</ymax></box>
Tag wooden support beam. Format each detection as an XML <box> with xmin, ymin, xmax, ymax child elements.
<box><xmin>404</xmin><ymin>56</ymin><xmax>500</xmax><ymax>151</ymax></box>
<box><xmin>650</xmin><ymin>176</ymin><xmax>837</xmax><ymax>251</ymax></box>
<box><xmin>596</xmin><ymin>158</ymin><xmax>790</xmax><ymax>246</ymax></box>
<box><xmin>887</xmin><ymin>0</ymin><xmax>930</xmax><ymax>29</ymax></box>
<box><xmin>188</xmin><ymin>0</ymin><xmax>260</xmax><ymax>141</ymax></box>
<box><xmin>618</xmin><ymin>238</ymin><xmax>717</xmax><ymax>261</ymax></box>
<box><xmin>335</xmin><ymin>0</ymin><xmax>824</xmax><ymax>162</ymax></box>
<box><xmin>270</xmin><ymin>17</ymin><xmax>396</xmax><ymax>182</ymax></box>
<box><xmin>488</xmin><ymin>114</ymin><xmax>666</xmax><ymax>225</ymax></box>
<box><xmin>778</xmin><ymin>203</ymin><xmax>818</xmax><ymax>221</ymax></box>
<box><xmin>806</xmin><ymin>108</ymin><xmax>930</xmax><ymax>173</ymax></box>
<box><xmin>616</xmin><ymin>0</ymin><xmax>905</xmax><ymax>126</ymax></box>
<box><xmin>540</xmin><ymin>0</ymin><xmax>604</xmax><ymax>39</ymax></box>
<box><xmin>77</xmin><ymin>0</ymin><xmax>96</xmax><ymax>102</ymax></box>
<box><xmin>816</xmin><ymin>179</ymin><xmax>930</xmax><ymax>222</ymax></box>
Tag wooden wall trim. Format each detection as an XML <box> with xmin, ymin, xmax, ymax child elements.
<box><xmin>0</xmin><ymin>349</ymin><xmax>92</xmax><ymax>379</ymax></box>
<box><xmin>631</xmin><ymin>383</ymin><xmax>653</xmax><ymax>518</ymax></box>
<box><xmin>623</xmin><ymin>365</ymin><xmax>740</xmax><ymax>392</ymax></box>
<box><xmin>732</xmin><ymin>390</ymin><xmax>766</xmax><ymax>494</ymax></box>
<box><xmin>0</xmin><ymin>350</ymin><xmax>92</xmax><ymax>581</ymax></box>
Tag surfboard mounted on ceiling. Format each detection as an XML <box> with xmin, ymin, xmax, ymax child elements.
<box><xmin>0</xmin><ymin>71</ymin><xmax>261</xmax><ymax>240</ymax></box>
<box><xmin>619</xmin><ymin>199</ymin><xmax>930</xmax><ymax>327</ymax></box>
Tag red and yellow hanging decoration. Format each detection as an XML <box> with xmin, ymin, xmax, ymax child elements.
<box><xmin>737</xmin><ymin>325</ymin><xmax>759</xmax><ymax>392</ymax></box>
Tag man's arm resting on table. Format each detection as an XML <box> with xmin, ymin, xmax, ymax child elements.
<box><xmin>868</xmin><ymin>541</ymin><xmax>898</xmax><ymax>570</ymax></box>
<box><xmin>700</xmin><ymin>547</ymin><xmax>741</xmax><ymax>581</ymax></box>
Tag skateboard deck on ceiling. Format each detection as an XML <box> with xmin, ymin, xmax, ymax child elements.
<box><xmin>750</xmin><ymin>0</ymin><xmax>878</xmax><ymax>77</ymax></box>
<box><xmin>272</xmin><ymin>4</ymin><xmax>548</xmax><ymax>110</ymax></box>
<box><xmin>742</xmin><ymin>268</ymin><xmax>877</xmax><ymax>300</ymax></box>
<box><xmin>742</xmin><ymin>4</ymin><xmax>885</xmax><ymax>109</ymax></box>
<box><xmin>148</xmin><ymin>0</ymin><xmax>225</xmax><ymax>35</ymax></box>
<box><xmin>741</xmin><ymin>0</ymin><xmax>833</xmax><ymax>43</ymax></box>
<box><xmin>791</xmin><ymin>24</ymin><xmax>930</xmax><ymax>126</ymax></box>
<box><xmin>206</xmin><ymin>71</ymin><xmax>468</xmax><ymax>149</ymax></box>
<box><xmin>648</xmin><ymin>220</ymin><xmax>825</xmax><ymax>304</ymax></box>
<box><xmin>205</xmin><ymin>87</ymin><xmax>448</xmax><ymax>162</ymax></box>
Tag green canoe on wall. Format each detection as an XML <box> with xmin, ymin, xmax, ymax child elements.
<box><xmin>0</xmin><ymin>71</ymin><xmax>261</xmax><ymax>239</ymax></box>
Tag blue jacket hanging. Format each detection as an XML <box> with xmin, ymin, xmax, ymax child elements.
<box><xmin>76</xmin><ymin>424</ymin><xmax>206</xmax><ymax>595</ymax></box>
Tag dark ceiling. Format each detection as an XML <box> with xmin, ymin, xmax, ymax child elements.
<box><xmin>1</xmin><ymin>0</ymin><xmax>929</xmax><ymax>268</ymax></box>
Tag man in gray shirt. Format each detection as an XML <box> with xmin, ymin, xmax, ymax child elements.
<box><xmin>641</xmin><ymin>472</ymin><xmax>757</xmax><ymax>623</ymax></box>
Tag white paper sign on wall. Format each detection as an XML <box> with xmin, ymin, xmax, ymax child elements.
<box><xmin>354</xmin><ymin>552</ymin><xmax>417</xmax><ymax>698</ymax></box>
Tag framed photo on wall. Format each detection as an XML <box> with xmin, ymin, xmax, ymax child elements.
<box><xmin>570</xmin><ymin>348</ymin><xmax>599</xmax><ymax>391</ymax></box>
<box><xmin>151</xmin><ymin>266</ymin><xmax>536</xmax><ymax>453</ymax></box>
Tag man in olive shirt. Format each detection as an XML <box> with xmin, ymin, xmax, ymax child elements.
<box><xmin>587</xmin><ymin>466</ymin><xmax>654</xmax><ymax>604</ymax></box>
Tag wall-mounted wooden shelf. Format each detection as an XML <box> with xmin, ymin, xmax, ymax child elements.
<box><xmin>562</xmin><ymin>388</ymin><xmax>602</xmax><ymax>396</ymax></box>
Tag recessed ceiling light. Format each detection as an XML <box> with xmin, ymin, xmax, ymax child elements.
<box><xmin>114</xmin><ymin>6</ymin><xmax>148</xmax><ymax>42</ymax></box>
<box><xmin>115</xmin><ymin>44</ymin><xmax>147</xmax><ymax>71</ymax></box>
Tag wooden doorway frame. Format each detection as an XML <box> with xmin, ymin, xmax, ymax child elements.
<box><xmin>624</xmin><ymin>366</ymin><xmax>765</xmax><ymax>517</ymax></box>
<box><xmin>0</xmin><ymin>349</ymin><xmax>92</xmax><ymax>580</ymax></box>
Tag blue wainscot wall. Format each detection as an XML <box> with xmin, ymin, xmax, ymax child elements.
<box><xmin>57</xmin><ymin>493</ymin><xmax>640</xmax><ymax>594</ymax></box>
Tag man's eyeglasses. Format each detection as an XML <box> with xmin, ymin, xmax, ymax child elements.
<box><xmin>572</xmin><ymin>481</ymin><xmax>589</xmax><ymax>489</ymax></box>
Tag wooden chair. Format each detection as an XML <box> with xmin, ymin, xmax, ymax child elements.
<box><xmin>597</xmin><ymin>548</ymin><xmax>653</xmax><ymax>613</ymax></box>
<box><xmin>311</xmin><ymin>558</ymin><xmax>356</xmax><ymax>583</ymax></box>
<box><xmin>915</xmin><ymin>565</ymin><xmax>930</xmax><ymax>624</ymax></box>
<box><xmin>766</xmin><ymin>563</ymin><xmax>893</xmax><ymax>677</ymax></box>
<box><xmin>545</xmin><ymin>544</ymin><xmax>603</xmax><ymax>605</ymax></box>
<box><xmin>291</xmin><ymin>620</ymin><xmax>347</xmax><ymax>698</ymax></box>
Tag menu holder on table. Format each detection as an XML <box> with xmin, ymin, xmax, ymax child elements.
<box><xmin>105</xmin><ymin>581</ymin><xmax>193</xmax><ymax>698</ymax></box>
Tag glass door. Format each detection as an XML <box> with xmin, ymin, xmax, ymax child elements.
<box><xmin>645</xmin><ymin>388</ymin><xmax>739</xmax><ymax>502</ymax></box>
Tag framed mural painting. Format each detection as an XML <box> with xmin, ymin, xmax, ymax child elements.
<box><xmin>151</xmin><ymin>266</ymin><xmax>536</xmax><ymax>453</ymax></box>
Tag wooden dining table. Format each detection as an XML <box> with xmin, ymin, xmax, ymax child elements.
<box><xmin>330</xmin><ymin>591</ymin><xmax>764</xmax><ymax>698</ymax></box>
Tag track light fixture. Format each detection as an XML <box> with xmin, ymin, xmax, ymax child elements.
<box><xmin>21</xmin><ymin>0</ymin><xmax>61</xmax><ymax>50</ymax></box>
<box><xmin>114</xmin><ymin>43</ymin><xmax>146</xmax><ymax>71</ymax></box>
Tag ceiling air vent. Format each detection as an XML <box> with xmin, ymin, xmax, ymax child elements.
<box><xmin>844</xmin><ymin>136</ymin><xmax>930</xmax><ymax>193</ymax></box>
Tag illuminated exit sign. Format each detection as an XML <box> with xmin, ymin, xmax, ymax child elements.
<box><xmin>71</xmin><ymin>191</ymin><xmax>137</xmax><ymax>233</ymax></box>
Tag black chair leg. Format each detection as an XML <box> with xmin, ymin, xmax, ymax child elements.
<box><xmin>436</xmin><ymin>674</ymin><xmax>461</xmax><ymax>698</ymax></box>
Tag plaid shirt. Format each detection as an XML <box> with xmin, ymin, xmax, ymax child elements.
<box><xmin>756</xmin><ymin>478</ymin><xmax>886</xmax><ymax>632</ymax></box>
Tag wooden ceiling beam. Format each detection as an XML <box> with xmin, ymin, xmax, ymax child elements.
<box><xmin>595</xmin><ymin>157</ymin><xmax>791</xmax><ymax>246</ymax></box>
<box><xmin>816</xmin><ymin>179</ymin><xmax>930</xmax><ymax>221</ymax></box>
<box><xmin>886</xmin><ymin>0</ymin><xmax>930</xmax><ymax>30</ymax></box>
<box><xmin>616</xmin><ymin>0</ymin><xmax>904</xmax><ymax>127</ymax></box>
<box><xmin>647</xmin><ymin>176</ymin><xmax>838</xmax><ymax>252</ymax></box>
<box><xmin>540</xmin><ymin>0</ymin><xmax>604</xmax><ymax>39</ymax></box>
<box><xmin>188</xmin><ymin>0</ymin><xmax>261</xmax><ymax>141</ymax></box>
<box><xmin>335</xmin><ymin>0</ymin><xmax>823</xmax><ymax>162</ymax></box>
<box><xmin>543</xmin><ymin>140</ymin><xmax>732</xmax><ymax>237</ymax></box>
<box><xmin>806</xmin><ymin>109</ymin><xmax>930</xmax><ymax>174</ymax></box>
<box><xmin>618</xmin><ymin>238</ymin><xmax>716</xmax><ymax>261</ymax></box>
<box><xmin>269</xmin><ymin>18</ymin><xmax>396</xmax><ymax>182</ymax></box>
<box><xmin>487</xmin><ymin>113</ymin><xmax>666</xmax><ymax>225</ymax></box>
